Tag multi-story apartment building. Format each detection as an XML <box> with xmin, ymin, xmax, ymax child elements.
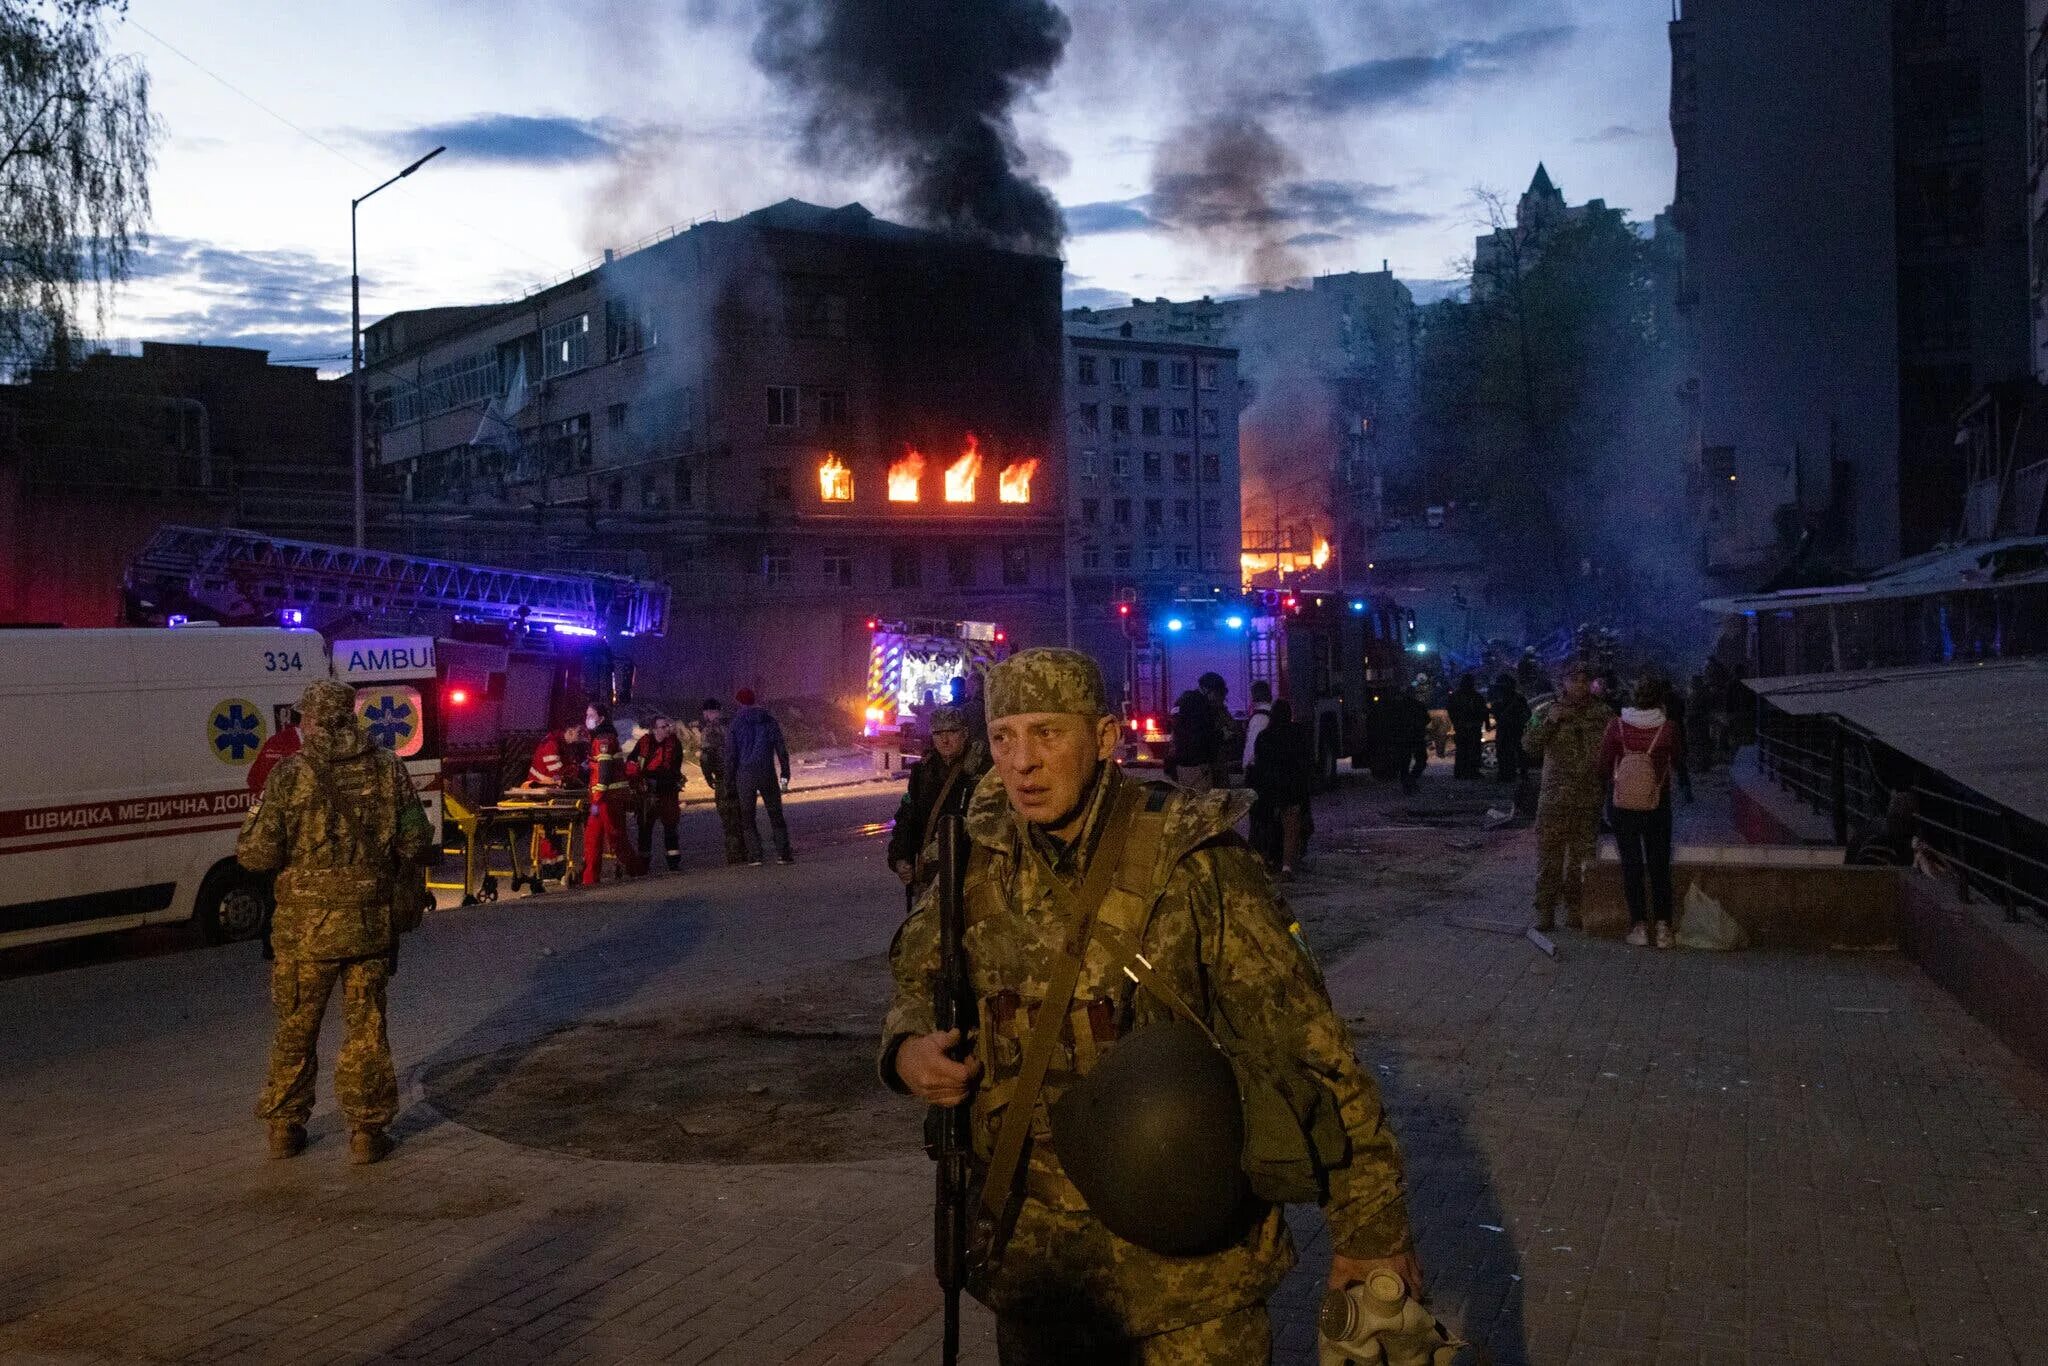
<box><xmin>1671</xmin><ymin>0</ymin><xmax>2029</xmax><ymax>576</ymax></box>
<box><xmin>1065</xmin><ymin>268</ymin><xmax>1415</xmax><ymax>588</ymax></box>
<box><xmin>362</xmin><ymin>199</ymin><xmax>1066</xmax><ymax>711</ymax></box>
<box><xmin>1061</xmin><ymin>327</ymin><xmax>1242</xmax><ymax>697</ymax></box>
<box><xmin>1472</xmin><ymin>164</ymin><xmax>1608</xmax><ymax>302</ymax></box>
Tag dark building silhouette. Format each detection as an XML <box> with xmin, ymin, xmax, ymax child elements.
<box><xmin>1672</xmin><ymin>0</ymin><xmax>2030</xmax><ymax>577</ymax></box>
<box><xmin>0</xmin><ymin>343</ymin><xmax>350</xmax><ymax>626</ymax></box>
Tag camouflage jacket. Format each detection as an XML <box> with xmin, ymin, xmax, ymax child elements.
<box><xmin>882</xmin><ymin>763</ymin><xmax>1412</xmax><ymax>1335</ymax></box>
<box><xmin>237</xmin><ymin>720</ymin><xmax>433</xmax><ymax>961</ymax></box>
<box><xmin>1523</xmin><ymin>695</ymin><xmax>1613</xmax><ymax>811</ymax></box>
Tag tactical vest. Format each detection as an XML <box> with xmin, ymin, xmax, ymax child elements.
<box><xmin>965</xmin><ymin>783</ymin><xmax>1176</xmax><ymax>1213</ymax></box>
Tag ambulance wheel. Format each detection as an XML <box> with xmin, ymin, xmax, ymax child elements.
<box><xmin>197</xmin><ymin>864</ymin><xmax>269</xmax><ymax>944</ymax></box>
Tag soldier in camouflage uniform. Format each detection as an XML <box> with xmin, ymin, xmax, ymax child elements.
<box><xmin>883</xmin><ymin>648</ymin><xmax>1418</xmax><ymax>1364</ymax></box>
<box><xmin>238</xmin><ymin>679</ymin><xmax>433</xmax><ymax>1164</ymax></box>
<box><xmin>1522</xmin><ymin>660</ymin><xmax>1613</xmax><ymax>931</ymax></box>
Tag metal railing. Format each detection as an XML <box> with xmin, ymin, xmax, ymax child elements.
<box><xmin>1752</xmin><ymin>694</ymin><xmax>2048</xmax><ymax>923</ymax></box>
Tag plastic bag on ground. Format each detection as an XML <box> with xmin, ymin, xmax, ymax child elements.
<box><xmin>1676</xmin><ymin>881</ymin><xmax>1747</xmax><ymax>951</ymax></box>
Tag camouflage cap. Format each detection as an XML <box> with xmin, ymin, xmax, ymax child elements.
<box><xmin>927</xmin><ymin>704</ymin><xmax>967</xmax><ymax>733</ymax></box>
<box><xmin>985</xmin><ymin>647</ymin><xmax>1107</xmax><ymax>721</ymax></box>
<box><xmin>298</xmin><ymin>679</ymin><xmax>361</xmax><ymax>734</ymax></box>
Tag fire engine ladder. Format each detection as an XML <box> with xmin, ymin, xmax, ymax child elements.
<box><xmin>127</xmin><ymin>525</ymin><xmax>670</xmax><ymax>636</ymax></box>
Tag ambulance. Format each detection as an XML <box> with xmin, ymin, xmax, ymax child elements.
<box><xmin>0</xmin><ymin>626</ymin><xmax>442</xmax><ymax>952</ymax></box>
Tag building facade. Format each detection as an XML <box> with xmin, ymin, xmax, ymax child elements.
<box><xmin>363</xmin><ymin>200</ymin><xmax>1067</xmax><ymax>714</ymax></box>
<box><xmin>1471</xmin><ymin>164</ymin><xmax>1607</xmax><ymax>302</ymax></box>
<box><xmin>1061</xmin><ymin>329</ymin><xmax>1242</xmax><ymax>702</ymax></box>
<box><xmin>1671</xmin><ymin>0</ymin><xmax>2029</xmax><ymax>578</ymax></box>
<box><xmin>1065</xmin><ymin>268</ymin><xmax>1415</xmax><ymax>589</ymax></box>
<box><xmin>0</xmin><ymin>342</ymin><xmax>350</xmax><ymax>627</ymax></box>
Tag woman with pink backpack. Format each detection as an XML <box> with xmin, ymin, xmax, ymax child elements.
<box><xmin>1600</xmin><ymin>674</ymin><xmax>1685</xmax><ymax>948</ymax></box>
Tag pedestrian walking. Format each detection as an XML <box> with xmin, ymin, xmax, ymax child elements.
<box><xmin>1447</xmin><ymin>673</ymin><xmax>1489</xmax><ymax>779</ymax></box>
<box><xmin>1241</xmin><ymin>679</ymin><xmax>1274</xmax><ymax>773</ymax></box>
<box><xmin>1386</xmin><ymin>680</ymin><xmax>1432</xmax><ymax>794</ymax></box>
<box><xmin>1523</xmin><ymin>662</ymin><xmax>1610</xmax><ymax>931</ymax></box>
<box><xmin>1601</xmin><ymin>675</ymin><xmax>1684</xmax><ymax>948</ymax></box>
<box><xmin>886</xmin><ymin>705</ymin><xmax>988</xmax><ymax>899</ymax></box>
<box><xmin>1169</xmin><ymin>671</ymin><xmax>1229</xmax><ymax>790</ymax></box>
<box><xmin>629</xmin><ymin>713</ymin><xmax>686</xmax><ymax>871</ymax></box>
<box><xmin>883</xmin><ymin>648</ymin><xmax>1421</xmax><ymax>1363</ymax></box>
<box><xmin>729</xmin><ymin>688</ymin><xmax>794</xmax><ymax>865</ymax></box>
<box><xmin>237</xmin><ymin>679</ymin><xmax>433</xmax><ymax>1165</ymax></box>
<box><xmin>1248</xmin><ymin>697</ymin><xmax>1315</xmax><ymax>877</ymax></box>
<box><xmin>1489</xmin><ymin>674</ymin><xmax>1531</xmax><ymax>784</ymax></box>
<box><xmin>697</xmin><ymin>698</ymin><xmax>747</xmax><ymax>866</ymax></box>
<box><xmin>581</xmin><ymin>705</ymin><xmax>647</xmax><ymax>884</ymax></box>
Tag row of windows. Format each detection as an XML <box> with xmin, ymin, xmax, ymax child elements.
<box><xmin>1076</xmin><ymin>545</ymin><xmax>1223</xmax><ymax>572</ymax></box>
<box><xmin>761</xmin><ymin>544</ymin><xmax>1033</xmax><ymax>589</ymax></box>
<box><xmin>1075</xmin><ymin>402</ymin><xmax>1221</xmax><ymax>438</ymax></box>
<box><xmin>1077</xmin><ymin>496</ymin><xmax>1224</xmax><ymax>529</ymax></box>
<box><xmin>1074</xmin><ymin>354</ymin><xmax>1221</xmax><ymax>390</ymax></box>
<box><xmin>767</xmin><ymin>384</ymin><xmax>849</xmax><ymax>429</ymax></box>
<box><xmin>373</xmin><ymin>301</ymin><xmax>658</xmax><ymax>432</ymax></box>
<box><xmin>1074</xmin><ymin>449</ymin><xmax>1223</xmax><ymax>483</ymax></box>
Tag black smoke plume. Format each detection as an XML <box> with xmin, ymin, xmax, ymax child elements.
<box><xmin>1149</xmin><ymin>114</ymin><xmax>1307</xmax><ymax>286</ymax></box>
<box><xmin>752</xmin><ymin>0</ymin><xmax>1070</xmax><ymax>255</ymax></box>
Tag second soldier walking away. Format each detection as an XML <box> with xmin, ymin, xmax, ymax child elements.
<box><xmin>1168</xmin><ymin>670</ymin><xmax>1229</xmax><ymax>791</ymax></box>
<box><xmin>629</xmin><ymin>713</ymin><xmax>686</xmax><ymax>871</ymax></box>
<box><xmin>883</xmin><ymin>647</ymin><xmax>1421</xmax><ymax>1363</ymax></box>
<box><xmin>1523</xmin><ymin>661</ymin><xmax>1610</xmax><ymax>932</ymax></box>
<box><xmin>1248</xmin><ymin>697</ymin><xmax>1315</xmax><ymax>877</ymax></box>
<box><xmin>237</xmin><ymin>679</ymin><xmax>433</xmax><ymax>1166</ymax></box>
<box><xmin>728</xmin><ymin>688</ymin><xmax>794</xmax><ymax>865</ymax></box>
<box><xmin>1489</xmin><ymin>673</ymin><xmax>1531</xmax><ymax>784</ymax></box>
<box><xmin>886</xmin><ymin>705</ymin><xmax>988</xmax><ymax>899</ymax></box>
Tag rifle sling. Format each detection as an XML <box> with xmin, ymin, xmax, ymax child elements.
<box><xmin>978</xmin><ymin>780</ymin><xmax>1142</xmax><ymax>1222</ymax></box>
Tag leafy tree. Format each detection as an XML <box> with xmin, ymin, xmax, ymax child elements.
<box><xmin>1</xmin><ymin>0</ymin><xmax>159</xmax><ymax>373</ymax></box>
<box><xmin>1414</xmin><ymin>187</ymin><xmax>1691</xmax><ymax>647</ymax></box>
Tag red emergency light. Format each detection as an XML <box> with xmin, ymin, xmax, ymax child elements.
<box><xmin>447</xmin><ymin>687</ymin><xmax>470</xmax><ymax>706</ymax></box>
<box><xmin>994</xmin><ymin>629</ymin><xmax>1006</xmax><ymax>643</ymax></box>
<box><xmin>1117</xmin><ymin>603</ymin><xmax>1131</xmax><ymax>617</ymax></box>
<box><xmin>865</xmin><ymin>617</ymin><xmax>880</xmax><ymax>632</ymax></box>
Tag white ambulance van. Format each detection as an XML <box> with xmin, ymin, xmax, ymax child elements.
<box><xmin>0</xmin><ymin>627</ymin><xmax>443</xmax><ymax>952</ymax></box>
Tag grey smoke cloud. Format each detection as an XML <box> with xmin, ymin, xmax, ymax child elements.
<box><xmin>1300</xmin><ymin>25</ymin><xmax>1578</xmax><ymax>113</ymax></box>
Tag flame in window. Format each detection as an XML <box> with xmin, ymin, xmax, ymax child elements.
<box><xmin>888</xmin><ymin>450</ymin><xmax>924</xmax><ymax>502</ymax></box>
<box><xmin>818</xmin><ymin>453</ymin><xmax>853</xmax><ymax>502</ymax></box>
<box><xmin>1312</xmin><ymin>537</ymin><xmax>1331</xmax><ymax>570</ymax></box>
<box><xmin>998</xmin><ymin>457</ymin><xmax>1039</xmax><ymax>504</ymax></box>
<box><xmin>945</xmin><ymin>434</ymin><xmax>981</xmax><ymax>503</ymax></box>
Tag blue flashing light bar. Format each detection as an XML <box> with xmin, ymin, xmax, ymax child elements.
<box><xmin>1224</xmin><ymin>614</ymin><xmax>1245</xmax><ymax>630</ymax></box>
<box><xmin>1349</xmin><ymin>600</ymin><xmax>1366</xmax><ymax>613</ymax></box>
<box><xmin>1166</xmin><ymin>617</ymin><xmax>1185</xmax><ymax>632</ymax></box>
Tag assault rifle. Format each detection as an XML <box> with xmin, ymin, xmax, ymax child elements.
<box><xmin>924</xmin><ymin>813</ymin><xmax>974</xmax><ymax>1366</ymax></box>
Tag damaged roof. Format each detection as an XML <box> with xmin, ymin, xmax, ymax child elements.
<box><xmin>1702</xmin><ymin>536</ymin><xmax>2048</xmax><ymax>615</ymax></box>
<box><xmin>1753</xmin><ymin>660</ymin><xmax>2048</xmax><ymax>824</ymax></box>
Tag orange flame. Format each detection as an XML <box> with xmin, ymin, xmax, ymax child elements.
<box><xmin>1312</xmin><ymin>537</ymin><xmax>1331</xmax><ymax>570</ymax></box>
<box><xmin>818</xmin><ymin>453</ymin><xmax>853</xmax><ymax>502</ymax></box>
<box><xmin>998</xmin><ymin>458</ymin><xmax>1039</xmax><ymax>505</ymax></box>
<box><xmin>888</xmin><ymin>450</ymin><xmax>924</xmax><ymax>502</ymax></box>
<box><xmin>944</xmin><ymin>434</ymin><xmax>981</xmax><ymax>503</ymax></box>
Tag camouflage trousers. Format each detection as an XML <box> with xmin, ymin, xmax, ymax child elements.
<box><xmin>995</xmin><ymin>1304</ymin><xmax>1270</xmax><ymax>1365</ymax></box>
<box><xmin>256</xmin><ymin>955</ymin><xmax>397</xmax><ymax>1131</ymax></box>
<box><xmin>1533</xmin><ymin>801</ymin><xmax>1601</xmax><ymax>924</ymax></box>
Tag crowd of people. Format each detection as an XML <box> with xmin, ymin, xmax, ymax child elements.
<box><xmin>519</xmin><ymin>691</ymin><xmax>799</xmax><ymax>880</ymax></box>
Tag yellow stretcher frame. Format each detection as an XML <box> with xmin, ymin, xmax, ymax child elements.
<box><xmin>433</xmin><ymin>789</ymin><xmax>589</xmax><ymax>904</ymax></box>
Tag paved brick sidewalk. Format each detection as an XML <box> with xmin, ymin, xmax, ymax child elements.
<box><xmin>1</xmin><ymin>775</ymin><xmax>2044</xmax><ymax>1365</ymax></box>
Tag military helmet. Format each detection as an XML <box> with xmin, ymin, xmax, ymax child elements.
<box><xmin>1047</xmin><ymin>1021</ymin><xmax>1255</xmax><ymax>1256</ymax></box>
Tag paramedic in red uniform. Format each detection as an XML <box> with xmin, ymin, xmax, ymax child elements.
<box><xmin>525</xmin><ymin>723</ymin><xmax>584</xmax><ymax>869</ymax></box>
<box><xmin>246</xmin><ymin>708</ymin><xmax>302</xmax><ymax>795</ymax></box>
<box><xmin>628</xmin><ymin>714</ymin><xmax>686</xmax><ymax>872</ymax></box>
<box><xmin>582</xmin><ymin>707</ymin><xmax>646</xmax><ymax>883</ymax></box>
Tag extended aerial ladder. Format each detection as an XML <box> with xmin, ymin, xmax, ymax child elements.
<box><xmin>124</xmin><ymin>525</ymin><xmax>668</xmax><ymax>638</ymax></box>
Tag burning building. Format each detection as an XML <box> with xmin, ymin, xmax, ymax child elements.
<box><xmin>362</xmin><ymin>199</ymin><xmax>1066</xmax><ymax>711</ymax></box>
<box><xmin>1066</xmin><ymin>267</ymin><xmax>1416</xmax><ymax>592</ymax></box>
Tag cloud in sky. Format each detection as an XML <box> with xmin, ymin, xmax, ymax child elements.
<box><xmin>1063</xmin><ymin>200</ymin><xmax>1157</xmax><ymax>235</ymax></box>
<box><xmin>1300</xmin><ymin>25</ymin><xmax>1577</xmax><ymax>113</ymax></box>
<box><xmin>353</xmin><ymin>113</ymin><xmax>621</xmax><ymax>167</ymax></box>
<box><xmin>121</xmin><ymin>236</ymin><xmax>354</xmax><ymax>365</ymax></box>
<box><xmin>1066</xmin><ymin>182</ymin><xmax>1429</xmax><ymax>240</ymax></box>
<box><xmin>1576</xmin><ymin>123</ymin><xmax>1647</xmax><ymax>144</ymax></box>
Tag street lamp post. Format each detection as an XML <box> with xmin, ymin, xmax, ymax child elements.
<box><xmin>351</xmin><ymin>145</ymin><xmax>445</xmax><ymax>549</ymax></box>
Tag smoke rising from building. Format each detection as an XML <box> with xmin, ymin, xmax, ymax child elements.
<box><xmin>1149</xmin><ymin>115</ymin><xmax>1310</xmax><ymax>289</ymax></box>
<box><xmin>751</xmin><ymin>0</ymin><xmax>1071</xmax><ymax>255</ymax></box>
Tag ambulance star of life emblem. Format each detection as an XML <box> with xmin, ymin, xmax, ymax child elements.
<box><xmin>211</xmin><ymin>699</ymin><xmax>265</xmax><ymax>764</ymax></box>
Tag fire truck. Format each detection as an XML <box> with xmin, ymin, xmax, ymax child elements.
<box><xmin>122</xmin><ymin>526</ymin><xmax>669</xmax><ymax>809</ymax></box>
<box><xmin>1122</xmin><ymin>589</ymin><xmax>1415</xmax><ymax>785</ymax></box>
<box><xmin>861</xmin><ymin>617</ymin><xmax>1009</xmax><ymax>742</ymax></box>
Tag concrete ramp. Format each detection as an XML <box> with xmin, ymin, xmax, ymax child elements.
<box><xmin>1582</xmin><ymin>842</ymin><xmax>1903</xmax><ymax>950</ymax></box>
